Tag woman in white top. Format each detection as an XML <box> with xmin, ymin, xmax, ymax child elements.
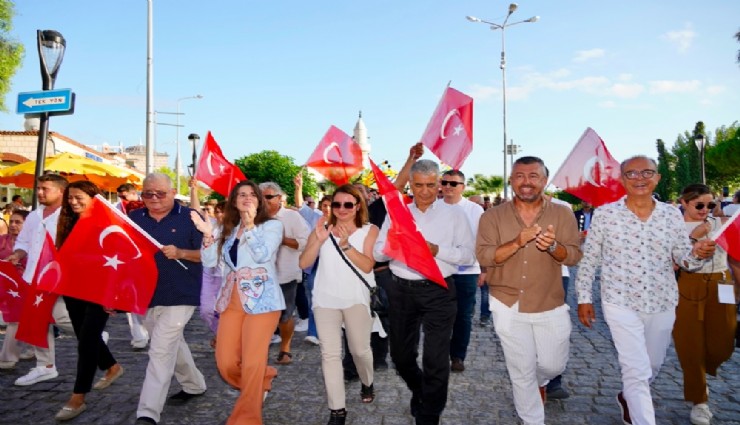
<box><xmin>673</xmin><ymin>184</ymin><xmax>736</xmax><ymax>425</ymax></box>
<box><xmin>299</xmin><ymin>184</ymin><xmax>379</xmax><ymax>425</ymax></box>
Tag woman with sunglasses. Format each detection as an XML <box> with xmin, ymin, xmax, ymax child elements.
<box><xmin>299</xmin><ymin>184</ymin><xmax>379</xmax><ymax>425</ymax></box>
<box><xmin>54</xmin><ymin>181</ymin><xmax>124</xmax><ymax>421</ymax></box>
<box><xmin>673</xmin><ymin>184</ymin><xmax>736</xmax><ymax>425</ymax></box>
<box><xmin>191</xmin><ymin>180</ymin><xmax>284</xmax><ymax>425</ymax></box>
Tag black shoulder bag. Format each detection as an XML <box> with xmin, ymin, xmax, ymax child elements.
<box><xmin>329</xmin><ymin>233</ymin><xmax>387</xmax><ymax>317</ymax></box>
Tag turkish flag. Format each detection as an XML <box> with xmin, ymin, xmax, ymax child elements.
<box><xmin>16</xmin><ymin>232</ymin><xmax>60</xmax><ymax>348</ymax></box>
<box><xmin>370</xmin><ymin>160</ymin><xmax>447</xmax><ymax>288</ymax></box>
<box><xmin>713</xmin><ymin>209</ymin><xmax>740</xmax><ymax>261</ymax></box>
<box><xmin>549</xmin><ymin>127</ymin><xmax>626</xmax><ymax>207</ymax></box>
<box><xmin>306</xmin><ymin>125</ymin><xmax>364</xmax><ymax>186</ymax></box>
<box><xmin>0</xmin><ymin>260</ymin><xmax>26</xmax><ymax>322</ymax></box>
<box><xmin>419</xmin><ymin>86</ymin><xmax>473</xmax><ymax>170</ymax></box>
<box><xmin>41</xmin><ymin>195</ymin><xmax>161</xmax><ymax>315</ymax></box>
<box><xmin>195</xmin><ymin>131</ymin><xmax>248</xmax><ymax>197</ymax></box>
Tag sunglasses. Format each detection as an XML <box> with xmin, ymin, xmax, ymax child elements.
<box><xmin>307</xmin><ymin>201</ymin><xmax>315</xmax><ymax>206</ymax></box>
<box><xmin>141</xmin><ymin>190</ymin><xmax>169</xmax><ymax>199</ymax></box>
<box><xmin>440</xmin><ymin>180</ymin><xmax>463</xmax><ymax>187</ymax></box>
<box><xmin>692</xmin><ymin>202</ymin><xmax>716</xmax><ymax>211</ymax></box>
<box><xmin>331</xmin><ymin>201</ymin><xmax>356</xmax><ymax>209</ymax></box>
<box><xmin>264</xmin><ymin>194</ymin><xmax>281</xmax><ymax>200</ymax></box>
<box><xmin>623</xmin><ymin>169</ymin><xmax>657</xmax><ymax>180</ymax></box>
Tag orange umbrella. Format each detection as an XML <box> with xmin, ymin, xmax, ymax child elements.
<box><xmin>0</xmin><ymin>152</ymin><xmax>143</xmax><ymax>192</ymax></box>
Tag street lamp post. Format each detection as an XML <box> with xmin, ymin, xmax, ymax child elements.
<box><xmin>188</xmin><ymin>133</ymin><xmax>201</xmax><ymax>181</ymax></box>
<box><xmin>467</xmin><ymin>4</ymin><xmax>538</xmax><ymax>199</ymax></box>
<box><xmin>694</xmin><ymin>133</ymin><xmax>706</xmax><ymax>184</ymax></box>
<box><xmin>507</xmin><ymin>140</ymin><xmax>521</xmax><ymax>172</ymax></box>
<box><xmin>174</xmin><ymin>96</ymin><xmax>202</xmax><ymax>193</ymax></box>
<box><xmin>32</xmin><ymin>30</ymin><xmax>66</xmax><ymax>209</ymax></box>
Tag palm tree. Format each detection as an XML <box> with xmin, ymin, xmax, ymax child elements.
<box><xmin>466</xmin><ymin>173</ymin><xmax>504</xmax><ymax>196</ymax></box>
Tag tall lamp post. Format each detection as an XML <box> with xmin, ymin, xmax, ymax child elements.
<box><xmin>32</xmin><ymin>30</ymin><xmax>66</xmax><ymax>209</ymax></box>
<box><xmin>694</xmin><ymin>133</ymin><xmax>706</xmax><ymax>184</ymax></box>
<box><xmin>188</xmin><ymin>133</ymin><xmax>201</xmax><ymax>182</ymax></box>
<box><xmin>467</xmin><ymin>4</ymin><xmax>538</xmax><ymax>199</ymax></box>
<box><xmin>507</xmin><ymin>140</ymin><xmax>521</xmax><ymax>172</ymax></box>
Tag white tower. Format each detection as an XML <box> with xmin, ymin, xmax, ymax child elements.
<box><xmin>353</xmin><ymin>111</ymin><xmax>371</xmax><ymax>169</ymax></box>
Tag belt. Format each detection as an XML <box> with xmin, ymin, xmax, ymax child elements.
<box><xmin>395</xmin><ymin>277</ymin><xmax>435</xmax><ymax>287</ymax></box>
<box><xmin>373</xmin><ymin>265</ymin><xmax>390</xmax><ymax>273</ymax></box>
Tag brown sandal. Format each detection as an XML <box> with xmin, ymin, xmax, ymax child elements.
<box><xmin>276</xmin><ymin>351</ymin><xmax>293</xmax><ymax>365</ymax></box>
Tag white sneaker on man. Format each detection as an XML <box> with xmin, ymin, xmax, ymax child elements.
<box><xmin>270</xmin><ymin>334</ymin><xmax>282</xmax><ymax>344</ymax></box>
<box><xmin>690</xmin><ymin>403</ymin><xmax>712</xmax><ymax>425</ymax></box>
<box><xmin>294</xmin><ymin>318</ymin><xmax>308</xmax><ymax>332</ymax></box>
<box><xmin>14</xmin><ymin>366</ymin><xmax>59</xmax><ymax>386</ymax></box>
<box><xmin>102</xmin><ymin>331</ymin><xmax>109</xmax><ymax>345</ymax></box>
<box><xmin>304</xmin><ymin>336</ymin><xmax>320</xmax><ymax>346</ymax></box>
<box><xmin>131</xmin><ymin>339</ymin><xmax>148</xmax><ymax>349</ymax></box>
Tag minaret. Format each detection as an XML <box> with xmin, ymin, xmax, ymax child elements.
<box><xmin>353</xmin><ymin>111</ymin><xmax>371</xmax><ymax>169</ymax></box>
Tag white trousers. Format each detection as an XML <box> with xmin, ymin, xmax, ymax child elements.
<box><xmin>127</xmin><ymin>312</ymin><xmax>149</xmax><ymax>345</ymax></box>
<box><xmin>490</xmin><ymin>296</ymin><xmax>571</xmax><ymax>425</ymax></box>
<box><xmin>603</xmin><ymin>302</ymin><xmax>674</xmax><ymax>425</ymax></box>
<box><xmin>136</xmin><ymin>306</ymin><xmax>206</xmax><ymax>422</ymax></box>
<box><xmin>35</xmin><ymin>298</ymin><xmax>74</xmax><ymax>367</ymax></box>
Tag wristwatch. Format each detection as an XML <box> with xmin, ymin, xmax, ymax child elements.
<box><xmin>341</xmin><ymin>243</ymin><xmax>352</xmax><ymax>252</ymax></box>
<box><xmin>547</xmin><ymin>240</ymin><xmax>558</xmax><ymax>253</ymax></box>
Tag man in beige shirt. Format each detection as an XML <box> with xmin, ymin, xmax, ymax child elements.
<box><xmin>476</xmin><ymin>156</ymin><xmax>582</xmax><ymax>425</ymax></box>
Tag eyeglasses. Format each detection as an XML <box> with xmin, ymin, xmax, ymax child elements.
<box><xmin>331</xmin><ymin>201</ymin><xmax>356</xmax><ymax>209</ymax></box>
<box><xmin>692</xmin><ymin>202</ymin><xmax>717</xmax><ymax>211</ymax></box>
<box><xmin>263</xmin><ymin>194</ymin><xmax>281</xmax><ymax>200</ymax></box>
<box><xmin>141</xmin><ymin>190</ymin><xmax>169</xmax><ymax>199</ymax></box>
<box><xmin>623</xmin><ymin>169</ymin><xmax>657</xmax><ymax>180</ymax></box>
<box><xmin>440</xmin><ymin>180</ymin><xmax>463</xmax><ymax>187</ymax></box>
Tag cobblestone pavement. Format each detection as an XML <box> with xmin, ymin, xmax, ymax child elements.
<box><xmin>1</xmin><ymin>280</ymin><xmax>738</xmax><ymax>425</ymax></box>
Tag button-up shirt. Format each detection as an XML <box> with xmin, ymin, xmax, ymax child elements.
<box><xmin>374</xmin><ymin>200</ymin><xmax>475</xmax><ymax>280</ymax></box>
<box><xmin>575</xmin><ymin>197</ymin><xmax>705</xmax><ymax>314</ymax></box>
<box><xmin>274</xmin><ymin>207</ymin><xmax>309</xmax><ymax>284</ymax></box>
<box><xmin>476</xmin><ymin>199</ymin><xmax>582</xmax><ymax>313</ymax></box>
<box><xmin>436</xmin><ymin>198</ymin><xmax>484</xmax><ymax>275</ymax></box>
<box><xmin>13</xmin><ymin>205</ymin><xmax>60</xmax><ymax>282</ymax></box>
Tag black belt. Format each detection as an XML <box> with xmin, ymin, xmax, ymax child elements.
<box><xmin>395</xmin><ymin>277</ymin><xmax>435</xmax><ymax>287</ymax></box>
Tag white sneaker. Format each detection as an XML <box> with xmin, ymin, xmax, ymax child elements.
<box><xmin>14</xmin><ymin>366</ymin><xmax>59</xmax><ymax>386</ymax></box>
<box><xmin>270</xmin><ymin>335</ymin><xmax>282</xmax><ymax>344</ymax></box>
<box><xmin>131</xmin><ymin>339</ymin><xmax>148</xmax><ymax>349</ymax></box>
<box><xmin>294</xmin><ymin>318</ymin><xmax>308</xmax><ymax>332</ymax></box>
<box><xmin>304</xmin><ymin>336</ymin><xmax>320</xmax><ymax>346</ymax></box>
<box><xmin>102</xmin><ymin>331</ymin><xmax>109</xmax><ymax>345</ymax></box>
<box><xmin>690</xmin><ymin>403</ymin><xmax>712</xmax><ymax>425</ymax></box>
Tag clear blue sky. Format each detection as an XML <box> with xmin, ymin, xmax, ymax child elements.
<box><xmin>2</xmin><ymin>1</ymin><xmax>739</xmax><ymax>180</ymax></box>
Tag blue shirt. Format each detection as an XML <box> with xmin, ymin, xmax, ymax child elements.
<box><xmin>129</xmin><ymin>204</ymin><xmax>203</xmax><ymax>307</ymax></box>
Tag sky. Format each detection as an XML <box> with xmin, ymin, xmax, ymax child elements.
<box><xmin>2</xmin><ymin>0</ymin><xmax>739</xmax><ymax>182</ymax></box>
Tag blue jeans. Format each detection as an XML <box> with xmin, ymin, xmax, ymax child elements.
<box><xmin>479</xmin><ymin>284</ymin><xmax>491</xmax><ymax>320</ymax></box>
<box><xmin>449</xmin><ymin>274</ymin><xmax>478</xmax><ymax>361</ymax></box>
<box><xmin>304</xmin><ymin>270</ymin><xmax>318</xmax><ymax>338</ymax></box>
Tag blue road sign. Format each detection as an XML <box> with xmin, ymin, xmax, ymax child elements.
<box><xmin>17</xmin><ymin>88</ymin><xmax>74</xmax><ymax>114</ymax></box>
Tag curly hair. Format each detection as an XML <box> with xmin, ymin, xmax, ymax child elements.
<box><xmin>56</xmin><ymin>181</ymin><xmax>101</xmax><ymax>249</ymax></box>
<box><xmin>218</xmin><ymin>181</ymin><xmax>273</xmax><ymax>258</ymax></box>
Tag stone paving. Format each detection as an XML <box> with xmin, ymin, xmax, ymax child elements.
<box><xmin>1</xmin><ymin>280</ymin><xmax>739</xmax><ymax>425</ymax></box>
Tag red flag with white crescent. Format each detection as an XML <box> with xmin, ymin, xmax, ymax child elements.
<box><xmin>549</xmin><ymin>127</ymin><xmax>625</xmax><ymax>207</ymax></box>
<box><xmin>306</xmin><ymin>125</ymin><xmax>364</xmax><ymax>186</ymax></box>
<box><xmin>0</xmin><ymin>260</ymin><xmax>26</xmax><ymax>323</ymax></box>
<box><xmin>16</xmin><ymin>232</ymin><xmax>60</xmax><ymax>348</ymax></box>
<box><xmin>713</xmin><ymin>209</ymin><xmax>740</xmax><ymax>261</ymax></box>
<box><xmin>419</xmin><ymin>86</ymin><xmax>473</xmax><ymax>170</ymax></box>
<box><xmin>39</xmin><ymin>196</ymin><xmax>161</xmax><ymax>314</ymax></box>
<box><xmin>370</xmin><ymin>159</ymin><xmax>447</xmax><ymax>288</ymax></box>
<box><xmin>195</xmin><ymin>131</ymin><xmax>248</xmax><ymax>197</ymax></box>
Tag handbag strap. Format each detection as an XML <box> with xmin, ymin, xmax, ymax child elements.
<box><xmin>329</xmin><ymin>233</ymin><xmax>373</xmax><ymax>292</ymax></box>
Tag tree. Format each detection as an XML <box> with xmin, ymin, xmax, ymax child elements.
<box><xmin>466</xmin><ymin>173</ymin><xmax>503</xmax><ymax>196</ymax></box>
<box><xmin>0</xmin><ymin>0</ymin><xmax>24</xmax><ymax>112</ymax></box>
<box><xmin>705</xmin><ymin>121</ymin><xmax>740</xmax><ymax>190</ymax></box>
<box><xmin>156</xmin><ymin>166</ymin><xmax>193</xmax><ymax>196</ymax></box>
<box><xmin>235</xmin><ymin>150</ymin><xmax>318</xmax><ymax>206</ymax></box>
<box><xmin>736</xmin><ymin>28</ymin><xmax>740</xmax><ymax>64</ymax></box>
<box><xmin>655</xmin><ymin>138</ymin><xmax>676</xmax><ymax>201</ymax></box>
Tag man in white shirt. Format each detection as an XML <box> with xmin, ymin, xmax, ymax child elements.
<box><xmin>6</xmin><ymin>173</ymin><xmax>74</xmax><ymax>386</ymax></box>
<box><xmin>438</xmin><ymin>170</ymin><xmax>484</xmax><ymax>373</ymax></box>
<box><xmin>576</xmin><ymin>155</ymin><xmax>716</xmax><ymax>425</ymax></box>
<box><xmin>722</xmin><ymin>190</ymin><xmax>739</xmax><ymax>217</ymax></box>
<box><xmin>260</xmin><ymin>182</ymin><xmax>309</xmax><ymax>365</ymax></box>
<box><xmin>375</xmin><ymin>159</ymin><xmax>475</xmax><ymax>425</ymax></box>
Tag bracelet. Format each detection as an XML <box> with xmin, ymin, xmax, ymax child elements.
<box><xmin>689</xmin><ymin>237</ymin><xmax>698</xmax><ymax>243</ymax></box>
<box><xmin>341</xmin><ymin>243</ymin><xmax>352</xmax><ymax>252</ymax></box>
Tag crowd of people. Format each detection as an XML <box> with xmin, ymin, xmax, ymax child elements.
<box><xmin>0</xmin><ymin>148</ymin><xmax>737</xmax><ymax>425</ymax></box>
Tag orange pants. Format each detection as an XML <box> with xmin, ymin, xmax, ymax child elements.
<box><xmin>673</xmin><ymin>270</ymin><xmax>737</xmax><ymax>404</ymax></box>
<box><xmin>216</xmin><ymin>283</ymin><xmax>280</xmax><ymax>425</ymax></box>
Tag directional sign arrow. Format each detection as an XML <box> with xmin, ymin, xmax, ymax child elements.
<box><xmin>23</xmin><ymin>96</ymin><xmax>67</xmax><ymax>108</ymax></box>
<box><xmin>17</xmin><ymin>88</ymin><xmax>74</xmax><ymax>115</ymax></box>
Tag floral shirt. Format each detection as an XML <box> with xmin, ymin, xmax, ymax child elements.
<box><xmin>576</xmin><ymin>197</ymin><xmax>705</xmax><ymax>313</ymax></box>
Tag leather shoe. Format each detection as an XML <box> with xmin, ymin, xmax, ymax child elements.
<box><xmin>450</xmin><ymin>358</ymin><xmax>465</xmax><ymax>373</ymax></box>
<box><xmin>135</xmin><ymin>417</ymin><xmax>157</xmax><ymax>425</ymax></box>
<box><xmin>93</xmin><ymin>366</ymin><xmax>124</xmax><ymax>390</ymax></box>
<box><xmin>166</xmin><ymin>389</ymin><xmax>205</xmax><ymax>406</ymax></box>
<box><xmin>54</xmin><ymin>403</ymin><xmax>87</xmax><ymax>421</ymax></box>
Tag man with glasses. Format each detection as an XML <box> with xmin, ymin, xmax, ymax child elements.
<box><xmin>131</xmin><ymin>173</ymin><xmax>206</xmax><ymax>425</ymax></box>
<box><xmin>259</xmin><ymin>182</ymin><xmax>309</xmax><ymax>365</ymax></box>
<box><xmin>374</xmin><ymin>159</ymin><xmax>475</xmax><ymax>425</ymax></box>
<box><xmin>576</xmin><ymin>155</ymin><xmax>716</xmax><ymax>425</ymax></box>
<box><xmin>438</xmin><ymin>170</ymin><xmax>484</xmax><ymax>373</ymax></box>
<box><xmin>476</xmin><ymin>156</ymin><xmax>582</xmax><ymax>425</ymax></box>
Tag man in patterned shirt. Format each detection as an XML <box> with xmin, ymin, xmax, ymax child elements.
<box><xmin>576</xmin><ymin>155</ymin><xmax>716</xmax><ymax>425</ymax></box>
